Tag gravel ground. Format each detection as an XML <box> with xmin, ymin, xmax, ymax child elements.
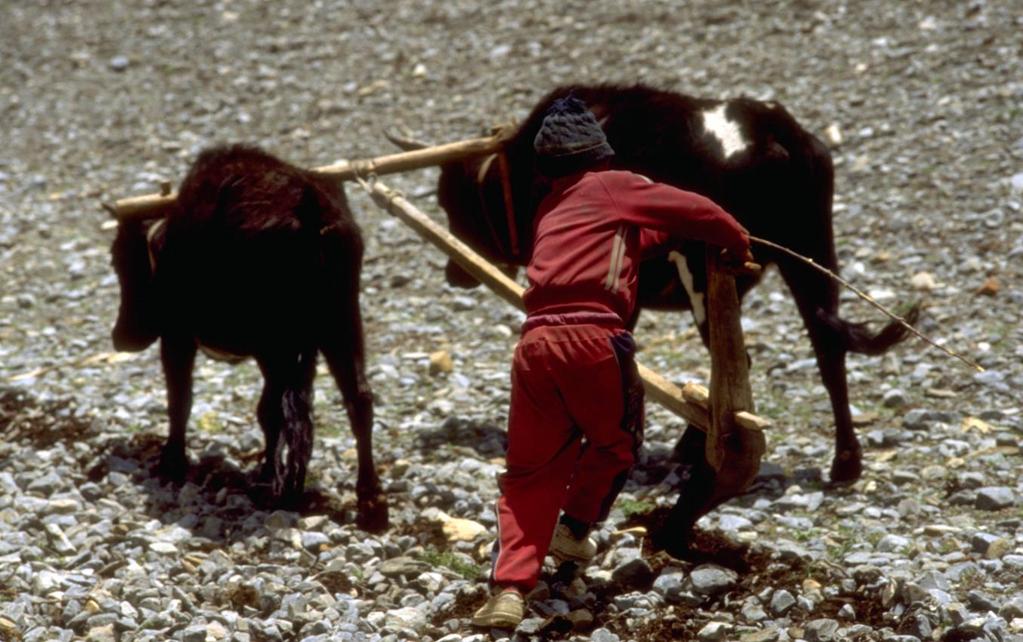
<box><xmin>1</xmin><ymin>1</ymin><xmax>1022</xmax><ymax>641</ymax></box>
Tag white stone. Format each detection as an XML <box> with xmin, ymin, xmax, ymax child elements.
<box><xmin>149</xmin><ymin>542</ymin><xmax>178</xmax><ymax>554</ymax></box>
<box><xmin>1011</xmin><ymin>172</ymin><xmax>1023</xmax><ymax>193</ymax></box>
<box><xmin>825</xmin><ymin>123</ymin><xmax>843</xmax><ymax>146</ymax></box>
<box><xmin>911</xmin><ymin>271</ymin><xmax>937</xmax><ymax>290</ymax></box>
<box><xmin>385</xmin><ymin>605</ymin><xmax>428</xmax><ymax>630</ymax></box>
<box><xmin>206</xmin><ymin>621</ymin><xmax>228</xmax><ymax>640</ymax></box>
<box><xmin>697</xmin><ymin>621</ymin><xmax>732</xmax><ymax>641</ymax></box>
<box><xmin>33</xmin><ymin>570</ymin><xmax>62</xmax><ymax>593</ymax></box>
<box><xmin>442</xmin><ymin>517</ymin><xmax>487</xmax><ymax>542</ymax></box>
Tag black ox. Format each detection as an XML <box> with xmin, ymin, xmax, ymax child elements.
<box><xmin>424</xmin><ymin>84</ymin><xmax>915</xmax><ymax>487</ymax></box>
<box><xmin>110</xmin><ymin>145</ymin><xmax>387</xmax><ymax>530</ymax></box>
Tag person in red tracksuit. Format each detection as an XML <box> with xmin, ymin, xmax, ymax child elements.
<box><xmin>472</xmin><ymin>95</ymin><xmax>752</xmax><ymax>629</ymax></box>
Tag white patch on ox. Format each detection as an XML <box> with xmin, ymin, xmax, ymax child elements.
<box><xmin>701</xmin><ymin>104</ymin><xmax>748</xmax><ymax>160</ymax></box>
<box><xmin>667</xmin><ymin>250</ymin><xmax>706</xmax><ymax>325</ymax></box>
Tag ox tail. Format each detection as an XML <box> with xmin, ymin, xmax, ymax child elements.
<box><xmin>302</xmin><ymin>185</ymin><xmax>363</xmax><ymax>299</ymax></box>
<box><xmin>295</xmin><ymin>180</ymin><xmax>362</xmax><ymax>250</ymax></box>
<box><xmin>298</xmin><ymin>179</ymin><xmax>367</xmax><ymax>364</ymax></box>
<box><xmin>817</xmin><ymin>303</ymin><xmax>921</xmax><ymax>356</ymax></box>
<box><xmin>279</xmin><ymin>380</ymin><xmax>314</xmax><ymax>503</ymax></box>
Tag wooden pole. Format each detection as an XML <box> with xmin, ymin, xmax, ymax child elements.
<box><xmin>362</xmin><ymin>178</ymin><xmax>524</xmax><ymax>310</ymax></box>
<box><xmin>108</xmin><ymin>134</ymin><xmax>504</xmax><ymax>222</ymax></box>
<box><xmin>361</xmin><ymin>177</ymin><xmax>771</xmax><ymax>433</ymax></box>
<box><xmin>704</xmin><ymin>252</ymin><xmax>767</xmax><ymax>486</ymax></box>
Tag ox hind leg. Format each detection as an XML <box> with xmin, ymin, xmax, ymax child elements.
<box><xmin>772</xmin><ymin>132</ymin><xmax>866</xmax><ymax>482</ymax></box>
<box><xmin>255</xmin><ymin>350</ymin><xmax>317</xmax><ymax>507</ymax></box>
<box><xmin>157</xmin><ymin>335</ymin><xmax>197</xmax><ymax>482</ymax></box>
<box><xmin>319</xmin><ymin>290</ymin><xmax>387</xmax><ymax>532</ymax></box>
<box><xmin>768</xmin><ymin>141</ymin><xmax>862</xmax><ymax>482</ymax></box>
<box><xmin>776</xmin><ymin>253</ymin><xmax>860</xmax><ymax>483</ymax></box>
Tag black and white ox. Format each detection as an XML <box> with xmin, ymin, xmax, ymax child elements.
<box><xmin>110</xmin><ymin>145</ymin><xmax>387</xmax><ymax>531</ymax></box>
<box><xmin>421</xmin><ymin>84</ymin><xmax>916</xmax><ymax>490</ymax></box>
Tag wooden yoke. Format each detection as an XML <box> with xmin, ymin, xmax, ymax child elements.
<box><xmin>705</xmin><ymin>253</ymin><xmax>767</xmax><ymax>496</ymax></box>
<box><xmin>107</xmin><ymin>134</ymin><xmax>505</xmax><ymax>222</ymax></box>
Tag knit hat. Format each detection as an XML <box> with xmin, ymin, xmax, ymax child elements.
<box><xmin>533</xmin><ymin>95</ymin><xmax>614</xmax><ymax>177</ymax></box>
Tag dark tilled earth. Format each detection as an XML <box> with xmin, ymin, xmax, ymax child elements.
<box><xmin>1</xmin><ymin>2</ymin><xmax>1022</xmax><ymax>642</ymax></box>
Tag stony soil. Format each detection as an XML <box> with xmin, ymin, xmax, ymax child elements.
<box><xmin>1</xmin><ymin>1</ymin><xmax>1021</xmax><ymax>641</ymax></box>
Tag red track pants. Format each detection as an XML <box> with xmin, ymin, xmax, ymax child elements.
<box><xmin>491</xmin><ymin>315</ymin><xmax>644</xmax><ymax>591</ymax></box>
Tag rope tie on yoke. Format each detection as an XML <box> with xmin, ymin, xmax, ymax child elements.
<box><xmin>350</xmin><ymin>159</ymin><xmax>374</xmax><ymax>179</ymax></box>
<box><xmin>351</xmin><ymin>167</ymin><xmax>404</xmax><ymax>210</ymax></box>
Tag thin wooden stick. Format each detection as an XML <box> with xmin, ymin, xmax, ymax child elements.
<box><xmin>750</xmin><ymin>234</ymin><xmax>983</xmax><ymax>372</ymax></box>
<box><xmin>107</xmin><ymin>134</ymin><xmax>504</xmax><ymax>222</ymax></box>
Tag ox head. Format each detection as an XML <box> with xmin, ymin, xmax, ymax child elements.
<box><xmin>109</xmin><ymin>217</ymin><xmax>162</xmax><ymax>351</ymax></box>
<box><xmin>387</xmin><ymin>130</ymin><xmax>526</xmax><ymax>289</ymax></box>
<box><xmin>438</xmin><ymin>154</ymin><xmax>513</xmax><ymax>288</ymax></box>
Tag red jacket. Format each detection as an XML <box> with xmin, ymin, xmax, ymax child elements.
<box><xmin>523</xmin><ymin>169</ymin><xmax>749</xmax><ymax>322</ymax></box>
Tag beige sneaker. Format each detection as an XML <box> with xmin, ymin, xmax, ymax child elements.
<box><xmin>471</xmin><ymin>588</ymin><xmax>525</xmax><ymax>629</ymax></box>
<box><xmin>549</xmin><ymin>523</ymin><xmax>597</xmax><ymax>565</ymax></box>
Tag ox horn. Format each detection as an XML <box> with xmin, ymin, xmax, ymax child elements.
<box><xmin>383</xmin><ymin>129</ymin><xmax>431</xmax><ymax>151</ymax></box>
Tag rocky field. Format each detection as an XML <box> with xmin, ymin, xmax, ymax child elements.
<box><xmin>1</xmin><ymin>1</ymin><xmax>1021</xmax><ymax>641</ymax></box>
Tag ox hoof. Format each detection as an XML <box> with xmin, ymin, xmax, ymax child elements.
<box><xmin>278</xmin><ymin>492</ymin><xmax>303</xmax><ymax>511</ymax></box>
<box><xmin>253</xmin><ymin>462</ymin><xmax>296</xmax><ymax>503</ymax></box>
<box><xmin>264</xmin><ymin>472</ymin><xmax>306</xmax><ymax>510</ymax></box>
<box><xmin>281</xmin><ymin>477</ymin><xmax>307</xmax><ymax>509</ymax></box>
<box><xmin>255</xmin><ymin>461</ymin><xmax>275</xmax><ymax>483</ymax></box>
<box><xmin>651</xmin><ymin>528</ymin><xmax>692</xmax><ymax>561</ymax></box>
<box><xmin>156</xmin><ymin>447</ymin><xmax>188</xmax><ymax>483</ymax></box>
<box><xmin>245</xmin><ymin>467</ymin><xmax>291</xmax><ymax>508</ymax></box>
<box><xmin>829</xmin><ymin>449</ymin><xmax>863</xmax><ymax>484</ymax></box>
<box><xmin>357</xmin><ymin>495</ymin><xmax>389</xmax><ymax>533</ymax></box>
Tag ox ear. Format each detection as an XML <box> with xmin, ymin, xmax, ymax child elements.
<box><xmin>444</xmin><ymin>260</ymin><xmax>482</xmax><ymax>289</ymax></box>
<box><xmin>383</xmin><ymin>129</ymin><xmax>430</xmax><ymax>151</ymax></box>
<box><xmin>589</xmin><ymin>104</ymin><xmax>611</xmax><ymax>130</ymax></box>
<box><xmin>112</xmin><ymin>320</ymin><xmax>159</xmax><ymax>352</ymax></box>
<box><xmin>110</xmin><ymin>221</ymin><xmax>161</xmax><ymax>352</ymax></box>
<box><xmin>443</xmin><ymin>259</ymin><xmax>519</xmax><ymax>289</ymax></box>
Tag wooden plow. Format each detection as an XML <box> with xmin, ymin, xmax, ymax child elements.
<box><xmin>356</xmin><ymin>177</ymin><xmax>768</xmax><ymax>553</ymax></box>
<box><xmin>108</xmin><ymin>135</ymin><xmax>770</xmax><ymax>551</ymax></box>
